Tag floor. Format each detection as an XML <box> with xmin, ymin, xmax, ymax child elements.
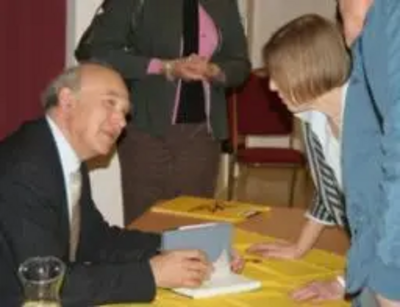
<box><xmin>216</xmin><ymin>164</ymin><xmax>314</xmax><ymax>210</ymax></box>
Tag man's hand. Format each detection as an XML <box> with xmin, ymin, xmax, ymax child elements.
<box><xmin>230</xmin><ymin>249</ymin><xmax>245</xmax><ymax>273</ymax></box>
<box><xmin>150</xmin><ymin>250</ymin><xmax>213</xmax><ymax>289</ymax></box>
<box><xmin>246</xmin><ymin>242</ymin><xmax>305</xmax><ymax>260</ymax></box>
<box><xmin>290</xmin><ymin>279</ymin><xmax>345</xmax><ymax>302</ymax></box>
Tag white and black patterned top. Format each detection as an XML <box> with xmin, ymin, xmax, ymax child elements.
<box><xmin>302</xmin><ymin>122</ymin><xmax>346</xmax><ymax>226</ymax></box>
<box><xmin>296</xmin><ymin>83</ymin><xmax>348</xmax><ymax>227</ymax></box>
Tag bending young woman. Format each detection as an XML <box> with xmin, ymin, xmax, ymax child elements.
<box><xmin>247</xmin><ymin>14</ymin><xmax>351</xmax><ymax>302</ymax></box>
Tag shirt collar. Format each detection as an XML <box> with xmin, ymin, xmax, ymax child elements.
<box><xmin>46</xmin><ymin>116</ymin><xmax>81</xmax><ymax>175</ymax></box>
<box><xmin>294</xmin><ymin>82</ymin><xmax>349</xmax><ymax>140</ymax></box>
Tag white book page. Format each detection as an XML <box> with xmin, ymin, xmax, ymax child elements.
<box><xmin>173</xmin><ymin>250</ymin><xmax>261</xmax><ymax>298</ymax></box>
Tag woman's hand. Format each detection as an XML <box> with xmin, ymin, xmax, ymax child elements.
<box><xmin>246</xmin><ymin>241</ymin><xmax>305</xmax><ymax>260</ymax></box>
<box><xmin>290</xmin><ymin>278</ymin><xmax>345</xmax><ymax>302</ymax></box>
<box><xmin>188</xmin><ymin>55</ymin><xmax>224</xmax><ymax>81</ymax></box>
<box><xmin>168</xmin><ymin>58</ymin><xmax>205</xmax><ymax>81</ymax></box>
<box><xmin>168</xmin><ymin>54</ymin><xmax>224</xmax><ymax>82</ymax></box>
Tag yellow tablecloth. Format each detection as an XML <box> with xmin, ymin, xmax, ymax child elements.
<box><xmin>151</xmin><ymin>196</ymin><xmax>270</xmax><ymax>223</ymax></box>
<box><xmin>103</xmin><ymin>228</ymin><xmax>349</xmax><ymax>307</ymax></box>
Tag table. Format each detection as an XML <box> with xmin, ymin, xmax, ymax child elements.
<box><xmin>131</xmin><ymin>207</ymin><xmax>350</xmax><ymax>255</ymax></box>
<box><xmin>119</xmin><ymin>206</ymin><xmax>352</xmax><ymax>307</ymax></box>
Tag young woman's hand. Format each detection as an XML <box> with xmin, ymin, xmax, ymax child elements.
<box><xmin>290</xmin><ymin>278</ymin><xmax>345</xmax><ymax>302</ymax></box>
<box><xmin>246</xmin><ymin>241</ymin><xmax>305</xmax><ymax>260</ymax></box>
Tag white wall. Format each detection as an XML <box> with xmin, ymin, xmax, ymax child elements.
<box><xmin>249</xmin><ymin>0</ymin><xmax>335</xmax><ymax>67</ymax></box>
<box><xmin>245</xmin><ymin>0</ymin><xmax>335</xmax><ymax>151</ymax></box>
<box><xmin>66</xmin><ymin>0</ymin><xmax>336</xmax><ymax>225</ymax></box>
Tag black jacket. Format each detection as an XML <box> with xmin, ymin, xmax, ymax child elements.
<box><xmin>0</xmin><ymin>118</ymin><xmax>161</xmax><ymax>306</ymax></box>
<box><xmin>86</xmin><ymin>0</ymin><xmax>251</xmax><ymax>139</ymax></box>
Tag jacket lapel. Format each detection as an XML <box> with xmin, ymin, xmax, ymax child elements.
<box><xmin>146</xmin><ymin>0</ymin><xmax>182</xmax><ymax>57</ymax></box>
<box><xmin>40</xmin><ymin>119</ymin><xmax>71</xmax><ymax>255</ymax></box>
<box><xmin>200</xmin><ymin>0</ymin><xmax>224</xmax><ymax>32</ymax></box>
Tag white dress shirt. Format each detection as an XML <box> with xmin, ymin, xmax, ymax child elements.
<box><xmin>46</xmin><ymin>116</ymin><xmax>81</xmax><ymax>223</ymax></box>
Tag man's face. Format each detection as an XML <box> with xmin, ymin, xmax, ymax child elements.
<box><xmin>65</xmin><ymin>66</ymin><xmax>130</xmax><ymax>160</ymax></box>
<box><xmin>338</xmin><ymin>0</ymin><xmax>373</xmax><ymax>45</ymax></box>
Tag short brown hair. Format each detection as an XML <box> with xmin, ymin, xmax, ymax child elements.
<box><xmin>263</xmin><ymin>14</ymin><xmax>350</xmax><ymax>104</ymax></box>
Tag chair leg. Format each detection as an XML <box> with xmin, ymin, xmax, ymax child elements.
<box><xmin>227</xmin><ymin>154</ymin><xmax>236</xmax><ymax>200</ymax></box>
<box><xmin>288</xmin><ymin>167</ymin><xmax>299</xmax><ymax>207</ymax></box>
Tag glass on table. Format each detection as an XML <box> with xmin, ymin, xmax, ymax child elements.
<box><xmin>18</xmin><ymin>256</ymin><xmax>65</xmax><ymax>307</ymax></box>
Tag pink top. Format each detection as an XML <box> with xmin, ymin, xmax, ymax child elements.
<box><xmin>146</xmin><ymin>5</ymin><xmax>219</xmax><ymax>125</ymax></box>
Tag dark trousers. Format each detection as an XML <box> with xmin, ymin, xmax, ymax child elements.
<box><xmin>118</xmin><ymin>122</ymin><xmax>220</xmax><ymax>225</ymax></box>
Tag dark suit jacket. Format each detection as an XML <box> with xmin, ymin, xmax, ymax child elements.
<box><xmin>0</xmin><ymin>224</ymin><xmax>21</xmax><ymax>306</ymax></box>
<box><xmin>87</xmin><ymin>0</ymin><xmax>251</xmax><ymax>139</ymax></box>
<box><xmin>0</xmin><ymin>118</ymin><xmax>161</xmax><ymax>306</ymax></box>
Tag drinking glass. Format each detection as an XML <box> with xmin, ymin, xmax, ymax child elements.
<box><xmin>18</xmin><ymin>256</ymin><xmax>65</xmax><ymax>307</ymax></box>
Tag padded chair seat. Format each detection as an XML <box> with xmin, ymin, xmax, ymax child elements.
<box><xmin>237</xmin><ymin>147</ymin><xmax>305</xmax><ymax>165</ymax></box>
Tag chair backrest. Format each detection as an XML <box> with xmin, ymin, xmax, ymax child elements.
<box><xmin>228</xmin><ymin>72</ymin><xmax>293</xmax><ymax>138</ymax></box>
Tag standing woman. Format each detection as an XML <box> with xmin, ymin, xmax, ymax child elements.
<box><xmin>84</xmin><ymin>0</ymin><xmax>251</xmax><ymax>223</ymax></box>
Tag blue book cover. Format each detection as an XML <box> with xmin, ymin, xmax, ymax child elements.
<box><xmin>161</xmin><ymin>222</ymin><xmax>261</xmax><ymax>298</ymax></box>
<box><xmin>161</xmin><ymin>222</ymin><xmax>232</xmax><ymax>262</ymax></box>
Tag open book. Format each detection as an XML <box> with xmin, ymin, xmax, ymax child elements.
<box><xmin>161</xmin><ymin>223</ymin><xmax>261</xmax><ymax>298</ymax></box>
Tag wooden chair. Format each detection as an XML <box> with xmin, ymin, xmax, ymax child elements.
<box><xmin>226</xmin><ymin>71</ymin><xmax>306</xmax><ymax>207</ymax></box>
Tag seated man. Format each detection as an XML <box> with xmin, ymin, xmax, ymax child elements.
<box><xmin>0</xmin><ymin>63</ymin><xmax>212</xmax><ymax>306</ymax></box>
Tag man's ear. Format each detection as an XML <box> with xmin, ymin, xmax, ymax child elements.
<box><xmin>58</xmin><ymin>87</ymin><xmax>77</xmax><ymax>111</ymax></box>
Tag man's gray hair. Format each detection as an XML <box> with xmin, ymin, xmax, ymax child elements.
<box><xmin>41</xmin><ymin>60</ymin><xmax>116</xmax><ymax>110</ymax></box>
<box><xmin>41</xmin><ymin>65</ymin><xmax>81</xmax><ymax>110</ymax></box>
